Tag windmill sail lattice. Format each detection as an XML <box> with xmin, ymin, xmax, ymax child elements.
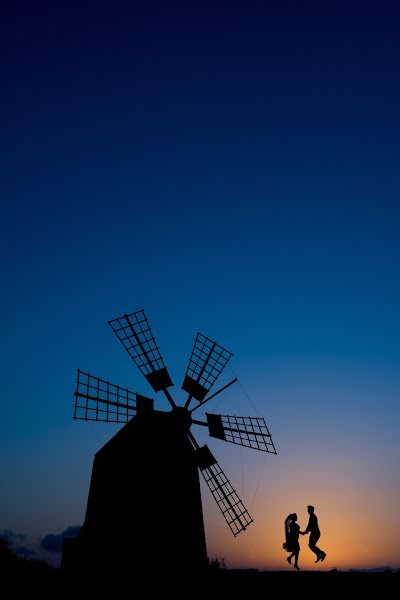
<box><xmin>183</xmin><ymin>332</ymin><xmax>233</xmax><ymax>406</ymax></box>
<box><xmin>108</xmin><ymin>310</ymin><xmax>173</xmax><ymax>393</ymax></box>
<box><xmin>74</xmin><ymin>370</ymin><xmax>151</xmax><ymax>423</ymax></box>
<box><xmin>206</xmin><ymin>413</ymin><xmax>277</xmax><ymax>453</ymax></box>
<box><xmin>61</xmin><ymin>308</ymin><xmax>277</xmax><ymax>577</ymax></box>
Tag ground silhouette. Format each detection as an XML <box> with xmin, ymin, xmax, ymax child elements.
<box><xmin>1</xmin><ymin>539</ymin><xmax>398</xmax><ymax>597</ymax></box>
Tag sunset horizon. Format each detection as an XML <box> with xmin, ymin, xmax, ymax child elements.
<box><xmin>3</xmin><ymin>0</ymin><xmax>399</xmax><ymax>580</ymax></box>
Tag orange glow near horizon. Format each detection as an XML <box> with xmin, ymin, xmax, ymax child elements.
<box><xmin>194</xmin><ymin>365</ymin><xmax>400</xmax><ymax>574</ymax></box>
<box><xmin>201</xmin><ymin>447</ymin><xmax>400</xmax><ymax>572</ymax></box>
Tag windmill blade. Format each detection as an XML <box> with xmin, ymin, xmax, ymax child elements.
<box><xmin>182</xmin><ymin>333</ymin><xmax>233</xmax><ymax>407</ymax></box>
<box><xmin>74</xmin><ymin>370</ymin><xmax>153</xmax><ymax>423</ymax></box>
<box><xmin>108</xmin><ymin>309</ymin><xmax>173</xmax><ymax>393</ymax></box>
<box><xmin>205</xmin><ymin>413</ymin><xmax>278</xmax><ymax>454</ymax></box>
<box><xmin>196</xmin><ymin>445</ymin><xmax>253</xmax><ymax>536</ymax></box>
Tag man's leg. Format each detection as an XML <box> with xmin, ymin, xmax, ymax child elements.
<box><xmin>309</xmin><ymin>533</ymin><xmax>322</xmax><ymax>561</ymax></box>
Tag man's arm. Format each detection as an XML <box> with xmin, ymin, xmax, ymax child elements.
<box><xmin>300</xmin><ymin>518</ymin><xmax>311</xmax><ymax>535</ymax></box>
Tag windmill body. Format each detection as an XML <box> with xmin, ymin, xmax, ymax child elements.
<box><xmin>61</xmin><ymin>310</ymin><xmax>277</xmax><ymax>578</ymax></box>
<box><xmin>67</xmin><ymin>408</ymin><xmax>207</xmax><ymax>575</ymax></box>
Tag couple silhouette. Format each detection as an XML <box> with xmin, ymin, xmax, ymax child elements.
<box><xmin>283</xmin><ymin>505</ymin><xmax>327</xmax><ymax>570</ymax></box>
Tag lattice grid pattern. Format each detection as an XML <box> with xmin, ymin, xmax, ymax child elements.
<box><xmin>185</xmin><ymin>333</ymin><xmax>233</xmax><ymax>392</ymax></box>
<box><xmin>221</xmin><ymin>415</ymin><xmax>277</xmax><ymax>453</ymax></box>
<box><xmin>74</xmin><ymin>370</ymin><xmax>136</xmax><ymax>422</ymax></box>
<box><xmin>108</xmin><ymin>310</ymin><xmax>166</xmax><ymax>376</ymax></box>
<box><xmin>200</xmin><ymin>461</ymin><xmax>253</xmax><ymax>535</ymax></box>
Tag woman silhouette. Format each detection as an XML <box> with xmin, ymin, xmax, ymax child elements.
<box><xmin>285</xmin><ymin>513</ymin><xmax>301</xmax><ymax>570</ymax></box>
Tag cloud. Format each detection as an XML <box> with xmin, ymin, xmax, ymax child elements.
<box><xmin>0</xmin><ymin>529</ymin><xmax>27</xmax><ymax>546</ymax></box>
<box><xmin>0</xmin><ymin>530</ymin><xmax>37</xmax><ymax>558</ymax></box>
<box><xmin>40</xmin><ymin>525</ymin><xmax>81</xmax><ymax>553</ymax></box>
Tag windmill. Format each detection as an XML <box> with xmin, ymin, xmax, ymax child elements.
<box><xmin>61</xmin><ymin>309</ymin><xmax>277</xmax><ymax>579</ymax></box>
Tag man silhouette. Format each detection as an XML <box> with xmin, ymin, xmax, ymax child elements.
<box><xmin>300</xmin><ymin>505</ymin><xmax>326</xmax><ymax>562</ymax></box>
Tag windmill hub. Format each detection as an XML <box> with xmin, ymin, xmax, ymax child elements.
<box><xmin>171</xmin><ymin>405</ymin><xmax>192</xmax><ymax>431</ymax></box>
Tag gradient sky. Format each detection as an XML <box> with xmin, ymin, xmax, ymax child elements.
<box><xmin>2</xmin><ymin>1</ymin><xmax>399</xmax><ymax>571</ymax></box>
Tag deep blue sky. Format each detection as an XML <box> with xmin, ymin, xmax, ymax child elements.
<box><xmin>2</xmin><ymin>1</ymin><xmax>400</xmax><ymax>570</ymax></box>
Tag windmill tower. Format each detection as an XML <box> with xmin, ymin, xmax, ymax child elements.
<box><xmin>61</xmin><ymin>309</ymin><xmax>277</xmax><ymax>578</ymax></box>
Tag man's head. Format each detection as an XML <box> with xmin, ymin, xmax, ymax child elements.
<box><xmin>307</xmin><ymin>505</ymin><xmax>314</xmax><ymax>513</ymax></box>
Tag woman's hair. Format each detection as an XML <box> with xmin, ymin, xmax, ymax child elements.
<box><xmin>286</xmin><ymin>513</ymin><xmax>297</xmax><ymax>521</ymax></box>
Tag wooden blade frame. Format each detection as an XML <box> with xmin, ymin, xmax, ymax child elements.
<box><xmin>206</xmin><ymin>414</ymin><xmax>278</xmax><ymax>454</ymax></box>
<box><xmin>108</xmin><ymin>310</ymin><xmax>173</xmax><ymax>393</ymax></box>
<box><xmin>74</xmin><ymin>370</ymin><xmax>139</xmax><ymax>423</ymax></box>
<box><xmin>183</xmin><ymin>333</ymin><xmax>233</xmax><ymax>407</ymax></box>
<box><xmin>198</xmin><ymin>451</ymin><xmax>253</xmax><ymax>536</ymax></box>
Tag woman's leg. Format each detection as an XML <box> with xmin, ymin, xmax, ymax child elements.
<box><xmin>294</xmin><ymin>543</ymin><xmax>300</xmax><ymax>569</ymax></box>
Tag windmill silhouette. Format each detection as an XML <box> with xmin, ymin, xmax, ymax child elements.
<box><xmin>61</xmin><ymin>309</ymin><xmax>277</xmax><ymax>579</ymax></box>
